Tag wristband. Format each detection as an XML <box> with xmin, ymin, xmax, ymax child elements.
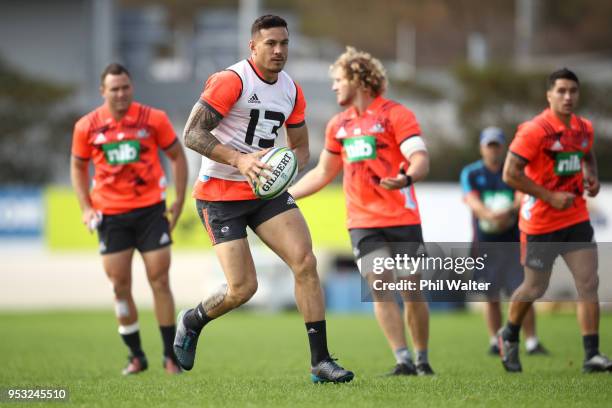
<box><xmin>399</xmin><ymin>167</ymin><xmax>412</xmax><ymax>187</ymax></box>
<box><xmin>404</xmin><ymin>175</ymin><xmax>413</xmax><ymax>187</ymax></box>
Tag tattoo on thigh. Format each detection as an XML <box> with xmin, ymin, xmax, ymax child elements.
<box><xmin>202</xmin><ymin>283</ymin><xmax>228</xmax><ymax>313</ymax></box>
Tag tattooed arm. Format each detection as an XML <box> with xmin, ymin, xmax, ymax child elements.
<box><xmin>184</xmin><ymin>102</ymin><xmax>234</xmax><ymax>164</ymax></box>
<box><xmin>183</xmin><ymin>101</ymin><xmax>271</xmax><ymax>184</ymax></box>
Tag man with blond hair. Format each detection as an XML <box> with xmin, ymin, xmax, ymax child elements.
<box><xmin>290</xmin><ymin>47</ymin><xmax>434</xmax><ymax>376</ymax></box>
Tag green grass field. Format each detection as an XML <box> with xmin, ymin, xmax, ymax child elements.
<box><xmin>1</xmin><ymin>311</ymin><xmax>611</xmax><ymax>407</ymax></box>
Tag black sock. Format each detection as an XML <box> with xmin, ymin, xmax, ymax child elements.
<box><xmin>159</xmin><ymin>325</ymin><xmax>176</xmax><ymax>358</ymax></box>
<box><xmin>306</xmin><ymin>320</ymin><xmax>330</xmax><ymax>366</ymax></box>
<box><xmin>502</xmin><ymin>321</ymin><xmax>521</xmax><ymax>343</ymax></box>
<box><xmin>583</xmin><ymin>334</ymin><xmax>599</xmax><ymax>360</ymax></box>
<box><xmin>121</xmin><ymin>331</ymin><xmax>144</xmax><ymax>357</ymax></box>
<box><xmin>184</xmin><ymin>303</ymin><xmax>214</xmax><ymax>332</ymax></box>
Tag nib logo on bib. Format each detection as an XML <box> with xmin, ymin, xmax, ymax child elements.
<box><xmin>343</xmin><ymin>136</ymin><xmax>377</xmax><ymax>162</ymax></box>
<box><xmin>555</xmin><ymin>151</ymin><xmax>583</xmax><ymax>175</ymax></box>
<box><xmin>103</xmin><ymin>140</ymin><xmax>141</xmax><ymax>165</ymax></box>
<box><xmin>248</xmin><ymin>93</ymin><xmax>261</xmax><ymax>104</ymax></box>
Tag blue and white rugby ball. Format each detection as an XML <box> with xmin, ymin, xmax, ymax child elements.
<box><xmin>254</xmin><ymin>147</ymin><xmax>298</xmax><ymax>200</ymax></box>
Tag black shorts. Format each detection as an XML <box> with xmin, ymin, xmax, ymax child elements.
<box><xmin>522</xmin><ymin>220</ymin><xmax>596</xmax><ymax>271</ymax></box>
<box><xmin>349</xmin><ymin>225</ymin><xmax>424</xmax><ymax>260</ymax></box>
<box><xmin>97</xmin><ymin>201</ymin><xmax>172</xmax><ymax>255</ymax></box>
<box><xmin>196</xmin><ymin>192</ymin><xmax>298</xmax><ymax>245</ymax></box>
<box><xmin>473</xmin><ymin>242</ymin><xmax>523</xmax><ymax>299</ymax></box>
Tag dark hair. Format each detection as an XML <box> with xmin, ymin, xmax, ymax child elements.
<box><xmin>548</xmin><ymin>68</ymin><xmax>579</xmax><ymax>89</ymax></box>
<box><xmin>100</xmin><ymin>63</ymin><xmax>131</xmax><ymax>85</ymax></box>
<box><xmin>251</xmin><ymin>15</ymin><xmax>288</xmax><ymax>36</ymax></box>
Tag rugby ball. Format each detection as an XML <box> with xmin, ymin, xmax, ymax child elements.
<box><xmin>254</xmin><ymin>147</ymin><xmax>298</xmax><ymax>200</ymax></box>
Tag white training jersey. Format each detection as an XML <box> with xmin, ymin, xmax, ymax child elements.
<box><xmin>198</xmin><ymin>59</ymin><xmax>302</xmax><ymax>181</ymax></box>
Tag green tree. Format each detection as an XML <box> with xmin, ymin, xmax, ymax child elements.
<box><xmin>0</xmin><ymin>58</ymin><xmax>77</xmax><ymax>184</ymax></box>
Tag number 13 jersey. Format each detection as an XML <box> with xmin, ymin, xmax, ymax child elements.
<box><xmin>194</xmin><ymin>59</ymin><xmax>306</xmax><ymax>201</ymax></box>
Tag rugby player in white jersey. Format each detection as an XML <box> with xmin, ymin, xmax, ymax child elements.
<box><xmin>173</xmin><ymin>15</ymin><xmax>353</xmax><ymax>384</ymax></box>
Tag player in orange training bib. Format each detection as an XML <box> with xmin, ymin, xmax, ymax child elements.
<box><xmin>290</xmin><ymin>47</ymin><xmax>434</xmax><ymax>376</ymax></box>
<box><xmin>71</xmin><ymin>63</ymin><xmax>188</xmax><ymax>375</ymax></box>
<box><xmin>498</xmin><ymin>68</ymin><xmax>610</xmax><ymax>374</ymax></box>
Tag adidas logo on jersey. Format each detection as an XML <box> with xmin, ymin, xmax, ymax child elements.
<box><xmin>94</xmin><ymin>133</ymin><xmax>107</xmax><ymax>145</ymax></box>
<box><xmin>550</xmin><ymin>140</ymin><xmax>563</xmax><ymax>151</ymax></box>
<box><xmin>247</xmin><ymin>93</ymin><xmax>261</xmax><ymax>104</ymax></box>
